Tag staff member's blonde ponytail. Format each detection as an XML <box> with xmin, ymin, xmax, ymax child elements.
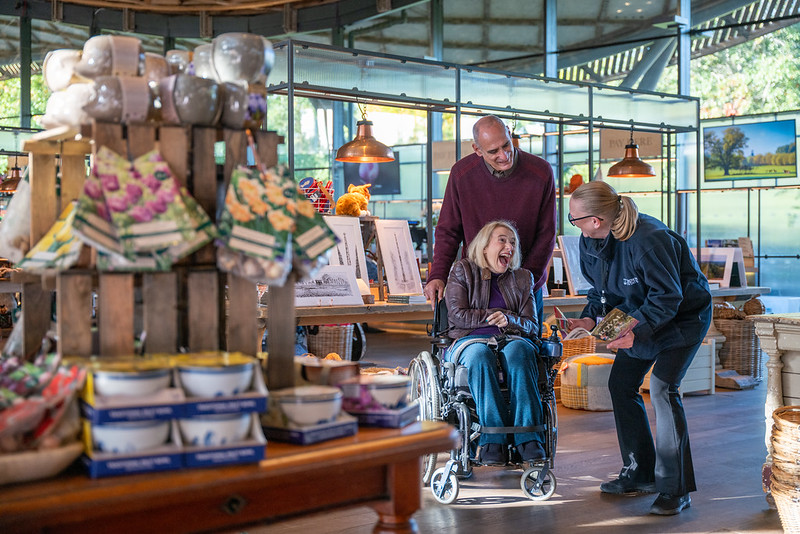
<box><xmin>571</xmin><ymin>181</ymin><xmax>639</xmax><ymax>241</ymax></box>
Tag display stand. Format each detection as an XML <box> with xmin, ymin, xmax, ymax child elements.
<box><xmin>5</xmin><ymin>121</ymin><xmax>456</xmax><ymax>533</ymax></box>
<box><xmin>16</xmin><ymin>123</ymin><xmax>278</xmax><ymax>361</ymax></box>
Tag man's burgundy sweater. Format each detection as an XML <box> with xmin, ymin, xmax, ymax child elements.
<box><xmin>429</xmin><ymin>150</ymin><xmax>556</xmax><ymax>292</ymax></box>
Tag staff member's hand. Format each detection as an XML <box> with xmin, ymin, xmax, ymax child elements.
<box><xmin>567</xmin><ymin>317</ymin><xmax>596</xmax><ymax>332</ymax></box>
<box><xmin>606</xmin><ymin>330</ymin><xmax>635</xmax><ymax>350</ymax></box>
<box><xmin>424</xmin><ymin>279</ymin><xmax>446</xmax><ymax>310</ymax></box>
<box><xmin>486</xmin><ymin>310</ymin><xmax>508</xmax><ymax>328</ymax></box>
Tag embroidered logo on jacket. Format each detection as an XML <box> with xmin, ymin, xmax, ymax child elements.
<box><xmin>623</xmin><ymin>277</ymin><xmax>639</xmax><ymax>286</ymax></box>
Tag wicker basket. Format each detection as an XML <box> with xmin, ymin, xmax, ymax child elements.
<box><xmin>560</xmin><ymin>384</ymin><xmax>589</xmax><ymax>410</ymax></box>
<box><xmin>554</xmin><ymin>336</ymin><xmax>597</xmax><ymax>390</ymax></box>
<box><xmin>771</xmin><ymin>476</ymin><xmax>800</xmax><ymax>533</ymax></box>
<box><xmin>774</xmin><ymin>407</ymin><xmax>800</xmax><ymax>436</ymax></box>
<box><xmin>714</xmin><ymin>318</ymin><xmax>763</xmax><ymax>381</ymax></box>
<box><xmin>307</xmin><ymin>324</ymin><xmax>355</xmax><ymax>361</ymax></box>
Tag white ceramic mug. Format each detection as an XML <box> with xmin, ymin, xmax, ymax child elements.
<box><xmin>74</xmin><ymin>35</ymin><xmax>144</xmax><ymax>79</ymax></box>
<box><xmin>192</xmin><ymin>44</ymin><xmax>217</xmax><ymax>80</ymax></box>
<box><xmin>211</xmin><ymin>33</ymin><xmax>275</xmax><ymax>84</ymax></box>
<box><xmin>159</xmin><ymin>73</ymin><xmax>221</xmax><ymax>126</ymax></box>
<box><xmin>42</xmin><ymin>49</ymin><xmax>89</xmax><ymax>92</ymax></box>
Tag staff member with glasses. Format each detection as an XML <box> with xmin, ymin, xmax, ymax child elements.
<box><xmin>566</xmin><ymin>181</ymin><xmax>712</xmax><ymax>516</ymax></box>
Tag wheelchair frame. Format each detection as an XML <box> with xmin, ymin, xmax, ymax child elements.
<box><xmin>408</xmin><ymin>300</ymin><xmax>563</xmax><ymax>504</ymax></box>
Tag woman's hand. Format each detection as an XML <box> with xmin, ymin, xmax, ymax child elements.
<box><xmin>486</xmin><ymin>310</ymin><xmax>508</xmax><ymax>328</ymax></box>
<box><xmin>606</xmin><ymin>330</ymin><xmax>635</xmax><ymax>350</ymax></box>
<box><xmin>567</xmin><ymin>317</ymin><xmax>596</xmax><ymax>332</ymax></box>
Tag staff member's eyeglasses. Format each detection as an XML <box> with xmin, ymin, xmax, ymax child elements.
<box><xmin>567</xmin><ymin>213</ymin><xmax>603</xmax><ymax>226</ymax></box>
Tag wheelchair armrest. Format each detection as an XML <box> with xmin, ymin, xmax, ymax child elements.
<box><xmin>432</xmin><ymin>336</ymin><xmax>452</xmax><ymax>350</ymax></box>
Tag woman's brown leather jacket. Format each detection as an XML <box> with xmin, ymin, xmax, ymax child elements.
<box><xmin>445</xmin><ymin>258</ymin><xmax>538</xmax><ymax>340</ymax></box>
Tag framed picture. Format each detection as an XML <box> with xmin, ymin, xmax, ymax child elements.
<box><xmin>374</xmin><ymin>219</ymin><xmax>424</xmax><ymax>296</ymax></box>
<box><xmin>323</xmin><ymin>215</ymin><xmax>370</xmax><ymax>294</ymax></box>
<box><xmin>557</xmin><ymin>235</ymin><xmax>593</xmax><ymax>295</ymax></box>
<box><xmin>703</xmin><ymin>119</ymin><xmax>797</xmax><ymax>182</ymax></box>
<box><xmin>691</xmin><ymin>247</ymin><xmax>747</xmax><ymax>288</ymax></box>
<box><xmin>294</xmin><ymin>265</ymin><xmax>364</xmax><ymax>307</ymax></box>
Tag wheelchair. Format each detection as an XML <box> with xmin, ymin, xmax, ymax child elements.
<box><xmin>408</xmin><ymin>299</ymin><xmax>563</xmax><ymax>504</ymax></box>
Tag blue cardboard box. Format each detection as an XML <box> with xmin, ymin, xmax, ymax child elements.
<box><xmin>344</xmin><ymin>401</ymin><xmax>419</xmax><ymax>428</ymax></box>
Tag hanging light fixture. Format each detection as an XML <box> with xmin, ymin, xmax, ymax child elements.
<box><xmin>335</xmin><ymin>104</ymin><xmax>395</xmax><ymax>163</ymax></box>
<box><xmin>607</xmin><ymin>125</ymin><xmax>655</xmax><ymax>178</ymax></box>
<box><xmin>0</xmin><ymin>156</ymin><xmax>21</xmax><ymax>195</ymax></box>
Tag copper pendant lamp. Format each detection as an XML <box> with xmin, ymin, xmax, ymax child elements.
<box><xmin>607</xmin><ymin>126</ymin><xmax>655</xmax><ymax>178</ymax></box>
<box><xmin>0</xmin><ymin>157</ymin><xmax>21</xmax><ymax>194</ymax></box>
<box><xmin>335</xmin><ymin>105</ymin><xmax>395</xmax><ymax>163</ymax></box>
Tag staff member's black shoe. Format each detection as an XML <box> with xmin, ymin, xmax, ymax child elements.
<box><xmin>599</xmin><ymin>477</ymin><xmax>656</xmax><ymax>494</ymax></box>
<box><xmin>649</xmin><ymin>493</ymin><xmax>691</xmax><ymax>515</ymax></box>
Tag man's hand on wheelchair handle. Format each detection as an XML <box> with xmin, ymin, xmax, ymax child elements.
<box><xmin>424</xmin><ymin>279</ymin><xmax>446</xmax><ymax>310</ymax></box>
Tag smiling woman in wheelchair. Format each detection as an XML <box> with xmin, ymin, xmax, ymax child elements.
<box><xmin>444</xmin><ymin>219</ymin><xmax>546</xmax><ymax>465</ymax></box>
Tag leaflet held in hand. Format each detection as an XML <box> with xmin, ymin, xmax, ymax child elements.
<box><xmin>591</xmin><ymin>308</ymin><xmax>638</xmax><ymax>341</ymax></box>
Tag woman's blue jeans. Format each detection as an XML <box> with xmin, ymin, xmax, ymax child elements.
<box><xmin>447</xmin><ymin>336</ymin><xmax>544</xmax><ymax>446</ymax></box>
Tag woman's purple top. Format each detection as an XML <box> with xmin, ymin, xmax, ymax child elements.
<box><xmin>469</xmin><ymin>273</ymin><xmax>507</xmax><ymax>337</ymax></box>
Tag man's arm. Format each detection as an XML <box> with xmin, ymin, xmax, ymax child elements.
<box><xmin>425</xmin><ymin>172</ymin><xmax>464</xmax><ymax>293</ymax></box>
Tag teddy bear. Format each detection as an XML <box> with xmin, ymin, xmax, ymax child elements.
<box><xmin>335</xmin><ymin>183</ymin><xmax>372</xmax><ymax>217</ymax></box>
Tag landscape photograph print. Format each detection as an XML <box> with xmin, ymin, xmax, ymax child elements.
<box><xmin>703</xmin><ymin>119</ymin><xmax>797</xmax><ymax>181</ymax></box>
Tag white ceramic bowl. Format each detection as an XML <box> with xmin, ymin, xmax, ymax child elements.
<box><xmin>178</xmin><ymin>413</ymin><xmax>251</xmax><ymax>447</ymax></box>
<box><xmin>93</xmin><ymin>368</ymin><xmax>171</xmax><ymax>397</ymax></box>
<box><xmin>177</xmin><ymin>362</ymin><xmax>254</xmax><ymax>398</ymax></box>
<box><xmin>365</xmin><ymin>375</ymin><xmax>412</xmax><ymax>409</ymax></box>
<box><xmin>92</xmin><ymin>420</ymin><xmax>170</xmax><ymax>453</ymax></box>
<box><xmin>273</xmin><ymin>386</ymin><xmax>342</xmax><ymax>426</ymax></box>
<box><xmin>340</xmin><ymin>375</ymin><xmax>411</xmax><ymax>409</ymax></box>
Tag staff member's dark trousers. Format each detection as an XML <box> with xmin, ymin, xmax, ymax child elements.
<box><xmin>608</xmin><ymin>342</ymin><xmax>702</xmax><ymax>495</ymax></box>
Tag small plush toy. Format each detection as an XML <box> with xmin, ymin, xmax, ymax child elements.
<box><xmin>566</xmin><ymin>174</ymin><xmax>584</xmax><ymax>194</ymax></box>
<box><xmin>335</xmin><ymin>183</ymin><xmax>372</xmax><ymax>217</ymax></box>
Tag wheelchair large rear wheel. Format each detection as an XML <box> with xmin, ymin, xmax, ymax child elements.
<box><xmin>409</xmin><ymin>350</ymin><xmax>442</xmax><ymax>485</ymax></box>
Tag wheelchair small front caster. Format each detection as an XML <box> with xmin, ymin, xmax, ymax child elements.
<box><xmin>431</xmin><ymin>466</ymin><xmax>460</xmax><ymax>504</ymax></box>
<box><xmin>521</xmin><ymin>466</ymin><xmax>557</xmax><ymax>501</ymax></box>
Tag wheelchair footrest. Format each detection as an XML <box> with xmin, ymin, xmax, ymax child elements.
<box><xmin>480</xmin><ymin>424</ymin><xmax>547</xmax><ymax>434</ymax></box>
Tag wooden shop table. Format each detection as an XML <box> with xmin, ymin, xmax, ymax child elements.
<box><xmin>0</xmin><ymin>421</ymin><xmax>459</xmax><ymax>534</ymax></box>
<box><xmin>259</xmin><ymin>301</ymin><xmax>434</xmax><ymax>327</ymax></box>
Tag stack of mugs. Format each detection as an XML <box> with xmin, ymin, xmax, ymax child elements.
<box><xmin>41</xmin><ymin>33</ymin><xmax>274</xmax><ymax>130</ymax></box>
<box><xmin>770</xmin><ymin>406</ymin><xmax>800</xmax><ymax>532</ymax></box>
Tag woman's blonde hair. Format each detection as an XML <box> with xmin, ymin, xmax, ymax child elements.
<box><xmin>571</xmin><ymin>181</ymin><xmax>639</xmax><ymax>241</ymax></box>
<box><xmin>467</xmin><ymin>220</ymin><xmax>522</xmax><ymax>270</ymax></box>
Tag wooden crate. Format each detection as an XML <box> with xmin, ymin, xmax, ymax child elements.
<box><xmin>641</xmin><ymin>339</ymin><xmax>716</xmax><ymax>396</ymax></box>
<box><xmin>21</xmin><ymin>122</ymin><xmax>281</xmax><ymax>364</ymax></box>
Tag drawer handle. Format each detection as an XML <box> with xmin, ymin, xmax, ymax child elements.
<box><xmin>222</xmin><ymin>494</ymin><xmax>248</xmax><ymax>515</ymax></box>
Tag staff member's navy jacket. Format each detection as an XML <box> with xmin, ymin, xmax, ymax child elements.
<box><xmin>578</xmin><ymin>213</ymin><xmax>712</xmax><ymax>361</ymax></box>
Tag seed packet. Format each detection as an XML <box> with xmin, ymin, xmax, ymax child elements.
<box><xmin>72</xmin><ymin>151</ymin><xmax>125</xmax><ymax>260</ymax></box>
<box><xmin>107</xmin><ymin>149</ymin><xmax>199</xmax><ymax>258</ymax></box>
<box><xmin>591</xmin><ymin>308</ymin><xmax>639</xmax><ymax>341</ymax></box>
<box><xmin>18</xmin><ymin>201</ymin><xmax>84</xmax><ymax>273</ymax></box>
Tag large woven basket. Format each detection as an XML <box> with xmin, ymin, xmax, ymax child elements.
<box><xmin>714</xmin><ymin>318</ymin><xmax>763</xmax><ymax>381</ymax></box>
<box><xmin>307</xmin><ymin>324</ymin><xmax>355</xmax><ymax>361</ymax></box>
<box><xmin>560</xmin><ymin>384</ymin><xmax>589</xmax><ymax>410</ymax></box>
<box><xmin>771</xmin><ymin>476</ymin><xmax>800</xmax><ymax>533</ymax></box>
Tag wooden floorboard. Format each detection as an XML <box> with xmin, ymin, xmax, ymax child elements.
<box><xmin>229</xmin><ymin>325</ymin><xmax>783</xmax><ymax>534</ymax></box>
